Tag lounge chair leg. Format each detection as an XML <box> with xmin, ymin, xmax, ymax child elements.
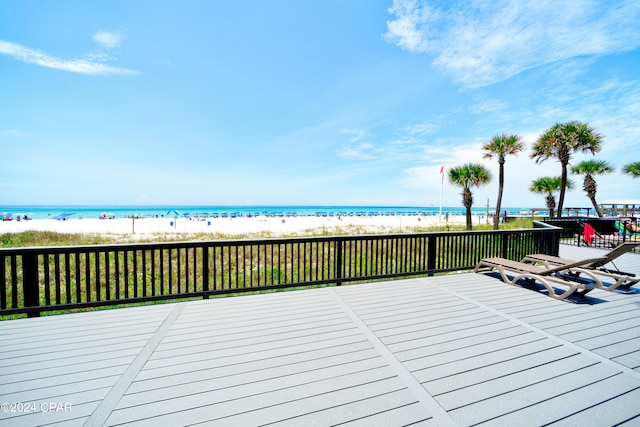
<box><xmin>573</xmin><ymin>288</ymin><xmax>593</xmax><ymax>297</ymax></box>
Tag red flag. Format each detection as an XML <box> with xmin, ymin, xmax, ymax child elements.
<box><xmin>439</xmin><ymin>165</ymin><xmax>444</xmax><ymax>174</ymax></box>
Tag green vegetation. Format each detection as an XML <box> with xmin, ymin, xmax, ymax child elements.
<box><xmin>530</xmin><ymin>121</ymin><xmax>603</xmax><ymax>217</ymax></box>
<box><xmin>531</xmin><ymin>177</ymin><xmax>560</xmax><ymax>216</ymax></box>
<box><xmin>0</xmin><ymin>230</ymin><xmax>115</xmax><ymax>248</ymax></box>
<box><xmin>448</xmin><ymin>163</ymin><xmax>492</xmax><ymax>230</ymax></box>
<box><xmin>570</xmin><ymin>159</ymin><xmax>614</xmax><ymax>217</ymax></box>
<box><xmin>482</xmin><ymin>133</ymin><xmax>524</xmax><ymax>230</ymax></box>
<box><xmin>529</xmin><ymin>177</ymin><xmax>573</xmax><ymax>217</ymax></box>
<box><xmin>624</xmin><ymin>161</ymin><xmax>640</xmax><ymax>179</ymax></box>
<box><xmin>0</xmin><ymin>218</ymin><xmax>535</xmax><ymax>248</ymax></box>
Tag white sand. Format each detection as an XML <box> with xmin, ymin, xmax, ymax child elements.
<box><xmin>0</xmin><ymin>213</ymin><xmax>484</xmax><ymax>239</ymax></box>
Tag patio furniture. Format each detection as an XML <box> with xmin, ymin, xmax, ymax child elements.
<box><xmin>474</xmin><ymin>256</ymin><xmax>608</xmax><ymax>300</ymax></box>
<box><xmin>521</xmin><ymin>242</ymin><xmax>640</xmax><ymax>291</ymax></box>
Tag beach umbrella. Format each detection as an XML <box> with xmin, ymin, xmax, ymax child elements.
<box><xmin>53</xmin><ymin>213</ymin><xmax>75</xmax><ymax>220</ymax></box>
<box><xmin>166</xmin><ymin>209</ymin><xmax>181</xmax><ymax>217</ymax></box>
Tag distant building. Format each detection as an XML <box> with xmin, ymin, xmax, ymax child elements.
<box><xmin>599</xmin><ymin>200</ymin><xmax>640</xmax><ymax>217</ymax></box>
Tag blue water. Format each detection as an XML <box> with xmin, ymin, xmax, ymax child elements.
<box><xmin>0</xmin><ymin>205</ymin><xmax>536</xmax><ymax>220</ymax></box>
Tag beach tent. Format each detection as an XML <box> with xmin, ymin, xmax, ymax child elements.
<box><xmin>53</xmin><ymin>213</ymin><xmax>75</xmax><ymax>220</ymax></box>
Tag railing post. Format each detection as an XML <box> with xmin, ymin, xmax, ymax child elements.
<box><xmin>551</xmin><ymin>229</ymin><xmax>560</xmax><ymax>256</ymax></box>
<box><xmin>335</xmin><ymin>239</ymin><xmax>343</xmax><ymax>286</ymax></box>
<box><xmin>501</xmin><ymin>232</ymin><xmax>509</xmax><ymax>259</ymax></box>
<box><xmin>578</xmin><ymin>219</ymin><xmax>584</xmax><ymax>246</ymax></box>
<box><xmin>427</xmin><ymin>237</ymin><xmax>436</xmax><ymax>276</ymax></box>
<box><xmin>22</xmin><ymin>253</ymin><xmax>40</xmax><ymax>317</ymax></box>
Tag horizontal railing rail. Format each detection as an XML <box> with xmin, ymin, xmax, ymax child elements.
<box><xmin>1</xmin><ymin>223</ymin><xmax>560</xmax><ymax>317</ymax></box>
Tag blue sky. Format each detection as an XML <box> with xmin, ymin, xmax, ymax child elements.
<box><xmin>2</xmin><ymin>0</ymin><xmax>639</xmax><ymax>209</ymax></box>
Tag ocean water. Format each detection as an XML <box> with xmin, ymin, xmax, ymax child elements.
<box><xmin>0</xmin><ymin>205</ymin><xmax>533</xmax><ymax>220</ymax></box>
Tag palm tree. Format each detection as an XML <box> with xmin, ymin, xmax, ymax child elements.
<box><xmin>482</xmin><ymin>133</ymin><xmax>524</xmax><ymax>229</ymax></box>
<box><xmin>529</xmin><ymin>177</ymin><xmax>574</xmax><ymax>217</ymax></box>
<box><xmin>448</xmin><ymin>163</ymin><xmax>492</xmax><ymax>230</ymax></box>
<box><xmin>530</xmin><ymin>121</ymin><xmax>603</xmax><ymax>217</ymax></box>
<box><xmin>623</xmin><ymin>161</ymin><xmax>640</xmax><ymax>178</ymax></box>
<box><xmin>570</xmin><ymin>159</ymin><xmax>613</xmax><ymax>217</ymax></box>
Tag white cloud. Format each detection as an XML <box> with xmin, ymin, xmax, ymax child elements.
<box><xmin>337</xmin><ymin>142</ymin><xmax>377</xmax><ymax>160</ymax></box>
<box><xmin>341</xmin><ymin>128</ymin><xmax>368</xmax><ymax>143</ymax></box>
<box><xmin>405</xmin><ymin>121</ymin><xmax>439</xmax><ymax>135</ymax></box>
<box><xmin>92</xmin><ymin>31</ymin><xmax>124</xmax><ymax>49</ymax></box>
<box><xmin>0</xmin><ymin>38</ymin><xmax>136</xmax><ymax>76</ymax></box>
<box><xmin>384</xmin><ymin>0</ymin><xmax>640</xmax><ymax>88</ymax></box>
<box><xmin>468</xmin><ymin>99</ymin><xmax>509</xmax><ymax>114</ymax></box>
<box><xmin>1</xmin><ymin>129</ymin><xmax>27</xmax><ymax>137</ymax></box>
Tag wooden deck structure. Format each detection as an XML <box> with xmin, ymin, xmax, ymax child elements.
<box><xmin>1</xmin><ymin>245</ymin><xmax>639</xmax><ymax>426</ymax></box>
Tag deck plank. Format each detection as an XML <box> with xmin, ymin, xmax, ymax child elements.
<box><xmin>0</xmin><ymin>245</ymin><xmax>638</xmax><ymax>426</ymax></box>
<box><xmin>449</xmin><ymin>363</ymin><xmax>630</xmax><ymax>425</ymax></box>
<box><xmin>106</xmin><ymin>368</ymin><xmax>406</xmax><ymax>425</ymax></box>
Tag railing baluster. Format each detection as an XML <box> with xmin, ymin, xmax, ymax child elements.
<box><xmin>150</xmin><ymin>249</ymin><xmax>156</xmax><ymax>296</ymax></box>
<box><xmin>95</xmin><ymin>251</ymin><xmax>101</xmax><ymax>302</ymax></box>
<box><xmin>141</xmin><ymin>250</ymin><xmax>146</xmax><ymax>297</ymax></box>
<box><xmin>168</xmin><ymin>248</ymin><xmax>173</xmax><ymax>294</ymax></box>
<box><xmin>133</xmin><ymin>250</ymin><xmax>138</xmax><ymax>298</ymax></box>
<box><xmin>184</xmin><ymin>247</ymin><xmax>189</xmax><ymax>293</ymax></box>
<box><xmin>212</xmin><ymin>246</ymin><xmax>218</xmax><ymax>291</ymax></box>
<box><xmin>124</xmin><ymin>250</ymin><xmax>130</xmax><ymax>299</ymax></box>
<box><xmin>83</xmin><ymin>252</ymin><xmax>90</xmax><ymax>303</ymax></box>
<box><xmin>159</xmin><ymin>249</ymin><xmax>165</xmax><ymax>295</ymax></box>
<box><xmin>105</xmin><ymin>251</ymin><xmax>111</xmax><ymax>300</ymax></box>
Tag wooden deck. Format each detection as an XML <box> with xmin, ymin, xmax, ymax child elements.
<box><xmin>1</xmin><ymin>245</ymin><xmax>639</xmax><ymax>426</ymax></box>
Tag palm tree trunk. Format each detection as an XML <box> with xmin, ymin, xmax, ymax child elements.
<box><xmin>546</xmin><ymin>194</ymin><xmax>556</xmax><ymax>218</ymax></box>
<box><xmin>589</xmin><ymin>196</ymin><xmax>603</xmax><ymax>217</ymax></box>
<box><xmin>463</xmin><ymin>188</ymin><xmax>473</xmax><ymax>230</ymax></box>
<box><xmin>557</xmin><ymin>163</ymin><xmax>567</xmax><ymax>217</ymax></box>
<box><xmin>493</xmin><ymin>162</ymin><xmax>504</xmax><ymax>230</ymax></box>
<box><xmin>584</xmin><ymin>176</ymin><xmax>603</xmax><ymax>217</ymax></box>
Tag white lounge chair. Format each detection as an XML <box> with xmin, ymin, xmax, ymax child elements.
<box><xmin>474</xmin><ymin>256</ymin><xmax>608</xmax><ymax>300</ymax></box>
<box><xmin>521</xmin><ymin>242</ymin><xmax>640</xmax><ymax>291</ymax></box>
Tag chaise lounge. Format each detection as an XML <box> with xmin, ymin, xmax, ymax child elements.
<box><xmin>521</xmin><ymin>242</ymin><xmax>640</xmax><ymax>291</ymax></box>
<box><xmin>474</xmin><ymin>256</ymin><xmax>608</xmax><ymax>300</ymax></box>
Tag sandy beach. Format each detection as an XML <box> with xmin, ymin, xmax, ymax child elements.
<box><xmin>0</xmin><ymin>213</ymin><xmax>476</xmax><ymax>238</ymax></box>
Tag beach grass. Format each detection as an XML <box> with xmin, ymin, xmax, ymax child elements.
<box><xmin>1</xmin><ymin>218</ymin><xmax>538</xmax><ymax>319</ymax></box>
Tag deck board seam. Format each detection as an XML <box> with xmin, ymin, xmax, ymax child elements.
<box><xmin>328</xmin><ymin>288</ymin><xmax>457</xmax><ymax>427</ymax></box>
<box><xmin>83</xmin><ymin>302</ymin><xmax>186</xmax><ymax>427</ymax></box>
<box><xmin>433</xmin><ymin>282</ymin><xmax>640</xmax><ymax>381</ymax></box>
